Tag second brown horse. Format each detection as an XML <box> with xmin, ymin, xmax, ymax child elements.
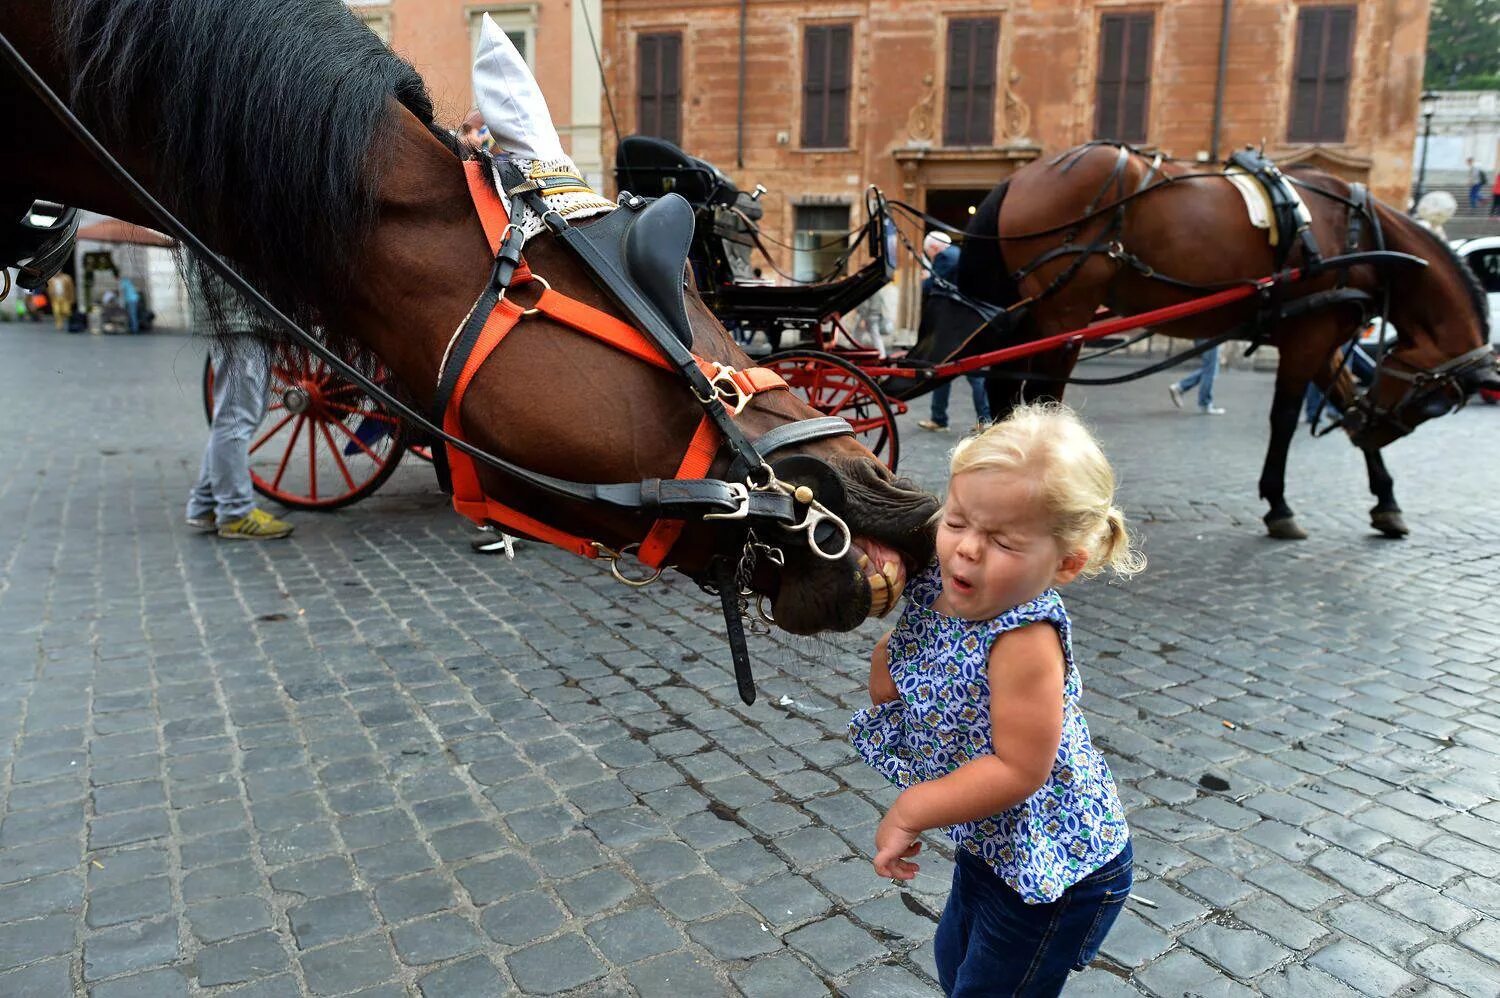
<box><xmin>955</xmin><ymin>142</ymin><xmax>1497</xmax><ymax>540</ymax></box>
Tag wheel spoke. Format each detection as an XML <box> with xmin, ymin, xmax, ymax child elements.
<box><xmin>326</xmin><ymin>401</ymin><xmax>399</xmax><ymax>425</ymax></box>
<box><xmin>328</xmin><ymin>414</ymin><xmax>386</xmax><ymax>463</ymax></box>
<box><xmin>249</xmin><ymin>412</ymin><xmax>296</xmax><ymax>455</ymax></box>
<box><xmin>307</xmin><ymin>414</ymin><xmax>319</xmax><ymax>502</ymax></box>
<box><xmin>318</xmin><ymin>420</ymin><xmax>356</xmax><ymax>491</ymax></box>
<box><xmin>272</xmin><ymin>416</ymin><xmax>306</xmax><ymax>490</ymax></box>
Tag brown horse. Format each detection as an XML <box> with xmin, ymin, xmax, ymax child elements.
<box><xmin>0</xmin><ymin>0</ymin><xmax>938</xmax><ymax>636</ymax></box>
<box><xmin>956</xmin><ymin>142</ymin><xmax>1498</xmax><ymax>540</ymax></box>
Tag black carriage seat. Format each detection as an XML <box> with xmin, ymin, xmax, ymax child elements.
<box><xmin>615</xmin><ymin>135</ymin><xmax>743</xmax><ymax>212</ymax></box>
<box><xmin>569</xmin><ymin>189</ymin><xmax>698</xmax><ymax>348</ymax></box>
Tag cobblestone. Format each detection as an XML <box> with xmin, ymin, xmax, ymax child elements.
<box><xmin>3</xmin><ymin>331</ymin><xmax>1499</xmax><ymax>994</ymax></box>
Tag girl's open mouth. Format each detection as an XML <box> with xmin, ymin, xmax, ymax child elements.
<box><xmin>950</xmin><ymin>573</ymin><xmax>975</xmax><ymax>595</ymax></box>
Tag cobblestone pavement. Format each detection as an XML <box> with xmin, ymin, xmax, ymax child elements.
<box><xmin>1</xmin><ymin>326</ymin><xmax>1497</xmax><ymax>998</ymax></box>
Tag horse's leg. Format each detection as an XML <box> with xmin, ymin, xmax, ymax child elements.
<box><xmin>1019</xmin><ymin>343</ymin><xmax>1082</xmax><ymax>404</ymax></box>
<box><xmin>1259</xmin><ymin>383</ymin><xmax>1309</xmax><ymax>539</ymax></box>
<box><xmin>1364</xmin><ymin>448</ymin><xmax>1409</xmax><ymax>537</ymax></box>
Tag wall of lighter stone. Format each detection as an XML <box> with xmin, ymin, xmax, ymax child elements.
<box><xmin>1413</xmin><ymin>92</ymin><xmax>1500</xmax><ymax>174</ymax></box>
<box><xmin>382</xmin><ymin>0</ymin><xmax>577</xmax><ymax>132</ymax></box>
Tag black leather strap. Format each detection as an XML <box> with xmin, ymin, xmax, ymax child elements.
<box><xmin>712</xmin><ymin>556</ymin><xmax>758</xmax><ymax>706</ymax></box>
<box><xmin>497</xmin><ymin>160</ymin><xmax>773</xmax><ymax>483</ymax></box>
<box><xmin>430</xmin><ymin>225</ymin><xmax>528</xmax><ymax>495</ymax></box>
<box><xmin>730</xmin><ymin>416</ymin><xmax>853</xmax><ymax>481</ymax></box>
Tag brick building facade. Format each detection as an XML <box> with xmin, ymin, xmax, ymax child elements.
<box><xmin>601</xmin><ymin>0</ymin><xmax>1430</xmax><ymax>319</ymax></box>
<box><xmin>347</xmin><ymin>0</ymin><xmax>607</xmax><ymax>188</ymax></box>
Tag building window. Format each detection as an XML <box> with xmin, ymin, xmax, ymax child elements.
<box><xmin>944</xmin><ymin>18</ymin><xmax>998</xmax><ymax>147</ymax></box>
<box><xmin>469</xmin><ymin>6</ymin><xmax>536</xmax><ymax>68</ymax></box>
<box><xmin>802</xmin><ymin>24</ymin><xmax>853</xmax><ymax>149</ymax></box>
<box><xmin>1288</xmin><ymin>6</ymin><xmax>1355</xmax><ymax>143</ymax></box>
<box><xmin>793</xmin><ymin>204</ymin><xmax>851</xmax><ymax>282</ymax></box>
<box><xmin>1094</xmin><ymin>12</ymin><xmax>1153</xmax><ymax>143</ymax></box>
<box><xmin>637</xmin><ymin>33</ymin><xmax>682</xmax><ymax>145</ymax></box>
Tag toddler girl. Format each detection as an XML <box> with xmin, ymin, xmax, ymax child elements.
<box><xmin>849</xmin><ymin>402</ymin><xmax>1144</xmax><ymax>997</ymax></box>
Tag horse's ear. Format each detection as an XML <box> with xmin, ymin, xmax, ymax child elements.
<box><xmin>472</xmin><ymin>13</ymin><xmax>564</xmax><ymax>162</ymax></box>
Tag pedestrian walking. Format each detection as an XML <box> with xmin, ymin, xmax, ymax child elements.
<box><xmin>1491</xmin><ymin>171</ymin><xmax>1500</xmax><ymax>217</ymax></box>
<box><xmin>119</xmin><ymin>275</ymin><xmax>141</xmax><ymax>334</ymax></box>
<box><xmin>185</xmin><ymin>274</ymin><xmax>294</xmax><ymax>540</ymax></box>
<box><xmin>1466</xmin><ymin>159</ymin><xmax>1485</xmax><ymax>213</ymax></box>
<box><xmin>47</xmin><ymin>271</ymin><xmax>75</xmax><ymax>332</ymax></box>
<box><xmin>918</xmin><ymin>232</ymin><xmax>991</xmax><ymax>433</ymax></box>
<box><xmin>1168</xmin><ymin>343</ymin><xmax>1226</xmax><ymax>414</ymax></box>
<box><xmin>850</xmin><ymin>403</ymin><xmax>1142</xmax><ymax>998</ymax></box>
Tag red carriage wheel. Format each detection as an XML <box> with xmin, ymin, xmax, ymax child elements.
<box><xmin>761</xmin><ymin>349</ymin><xmax>900</xmax><ymax>471</ymax></box>
<box><xmin>201</xmin><ymin>350</ymin><xmax>409</xmax><ymax>510</ymax></box>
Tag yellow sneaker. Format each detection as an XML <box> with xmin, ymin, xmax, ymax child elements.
<box><xmin>217</xmin><ymin>508</ymin><xmax>294</xmax><ymax>540</ymax></box>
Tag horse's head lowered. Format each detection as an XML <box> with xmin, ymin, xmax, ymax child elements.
<box><xmin>1338</xmin><ymin>206</ymin><xmax>1499</xmax><ymax>450</ymax></box>
<box><xmin>5</xmin><ymin>0</ymin><xmax>939</xmax><ymax>644</ymax></box>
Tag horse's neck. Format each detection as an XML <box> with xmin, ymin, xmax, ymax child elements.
<box><xmin>337</xmin><ymin>116</ymin><xmax>489</xmax><ymax>408</ymax></box>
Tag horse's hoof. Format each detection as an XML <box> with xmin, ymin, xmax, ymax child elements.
<box><xmin>1371</xmin><ymin>509</ymin><xmax>1409</xmax><ymax>538</ymax></box>
<box><xmin>1265</xmin><ymin>516</ymin><xmax>1308</xmax><ymax>540</ymax></box>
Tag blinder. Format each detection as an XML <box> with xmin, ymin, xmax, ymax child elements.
<box><xmin>0</xmin><ymin>196</ymin><xmax>79</xmax><ymax>293</ymax></box>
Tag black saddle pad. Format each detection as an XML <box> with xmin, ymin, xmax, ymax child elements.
<box><xmin>571</xmin><ymin>193</ymin><xmax>697</xmax><ymax>349</ymax></box>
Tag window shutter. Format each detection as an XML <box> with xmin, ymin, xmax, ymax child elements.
<box><xmin>803</xmin><ymin>25</ymin><xmax>851</xmax><ymax>148</ymax></box>
<box><xmin>945</xmin><ymin>18</ymin><xmax>997</xmax><ymax>146</ymax></box>
<box><xmin>637</xmin><ymin>34</ymin><xmax>682</xmax><ymax>144</ymax></box>
<box><xmin>1288</xmin><ymin>7</ymin><xmax>1353</xmax><ymax>142</ymax></box>
<box><xmin>1317</xmin><ymin>8</ymin><xmax>1353</xmax><ymax>141</ymax></box>
<box><xmin>638</xmin><ymin>35</ymin><xmax>660</xmax><ymax>139</ymax></box>
<box><xmin>660</xmin><ymin>34</ymin><xmax>682</xmax><ymax>144</ymax></box>
<box><xmin>1095</xmin><ymin>15</ymin><xmax>1125</xmax><ymax>140</ymax></box>
<box><xmin>803</xmin><ymin>27</ymin><xmax>828</xmax><ymax>147</ymax></box>
<box><xmin>1122</xmin><ymin>16</ymin><xmax>1152</xmax><ymax>141</ymax></box>
<box><xmin>827</xmin><ymin>25</ymin><xmax>851</xmax><ymax>148</ymax></box>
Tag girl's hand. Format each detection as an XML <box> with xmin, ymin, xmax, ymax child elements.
<box><xmin>873</xmin><ymin>808</ymin><xmax>923</xmax><ymax>880</ymax></box>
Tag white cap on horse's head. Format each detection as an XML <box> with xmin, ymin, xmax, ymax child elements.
<box><xmin>923</xmin><ymin>231</ymin><xmax>952</xmax><ymax>259</ymax></box>
<box><xmin>472</xmin><ymin>13</ymin><xmax>565</xmax><ymax>163</ymax></box>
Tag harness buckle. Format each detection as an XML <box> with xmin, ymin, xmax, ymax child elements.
<box><xmin>591</xmin><ymin>542</ymin><xmax>665</xmax><ymax>587</ymax></box>
<box><xmin>706</xmin><ymin>362</ymin><xmax>752</xmax><ymax>416</ymax></box>
<box><xmin>702</xmin><ymin>482</ymin><xmax>751</xmax><ymax>521</ymax></box>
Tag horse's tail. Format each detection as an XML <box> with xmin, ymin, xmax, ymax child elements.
<box><xmin>956</xmin><ymin>179</ymin><xmax>1023</xmax><ymax>309</ymax></box>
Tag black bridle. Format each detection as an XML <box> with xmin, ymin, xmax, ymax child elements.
<box><xmin>0</xmin><ymin>26</ymin><xmax>860</xmax><ymax>705</ymax></box>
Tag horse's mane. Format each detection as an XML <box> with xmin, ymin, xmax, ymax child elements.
<box><xmin>54</xmin><ymin>0</ymin><xmax>458</xmax><ymax>336</ymax></box>
<box><xmin>1388</xmin><ymin>209</ymin><xmax>1492</xmax><ymax>342</ymax></box>
<box><xmin>955</xmin><ymin>180</ymin><xmax>1022</xmax><ymax>308</ymax></box>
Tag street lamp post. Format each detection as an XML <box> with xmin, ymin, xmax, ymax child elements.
<box><xmin>1413</xmin><ymin>91</ymin><xmax>1440</xmax><ymax>211</ymax></box>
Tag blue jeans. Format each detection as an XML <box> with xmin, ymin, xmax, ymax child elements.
<box><xmin>935</xmin><ymin>840</ymin><xmax>1133</xmax><ymax>997</ymax></box>
<box><xmin>931</xmin><ymin>374</ymin><xmax>992</xmax><ymax>427</ymax></box>
<box><xmin>1173</xmin><ymin>347</ymin><xmax>1219</xmax><ymax>409</ymax></box>
<box><xmin>187</xmin><ymin>338</ymin><xmax>271</xmax><ymax>522</ymax></box>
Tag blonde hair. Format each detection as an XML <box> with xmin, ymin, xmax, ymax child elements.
<box><xmin>948</xmin><ymin>402</ymin><xmax>1145</xmax><ymax>579</ymax></box>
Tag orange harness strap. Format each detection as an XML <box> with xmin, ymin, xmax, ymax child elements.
<box><xmin>464</xmin><ymin>160</ymin><xmax>533</xmax><ymax>283</ymax></box>
<box><xmin>444</xmin><ymin>168</ymin><xmax>792</xmax><ymax>569</ymax></box>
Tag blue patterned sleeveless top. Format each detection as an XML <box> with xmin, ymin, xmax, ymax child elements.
<box><xmin>849</xmin><ymin>562</ymin><xmax>1129</xmax><ymax>904</ymax></box>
